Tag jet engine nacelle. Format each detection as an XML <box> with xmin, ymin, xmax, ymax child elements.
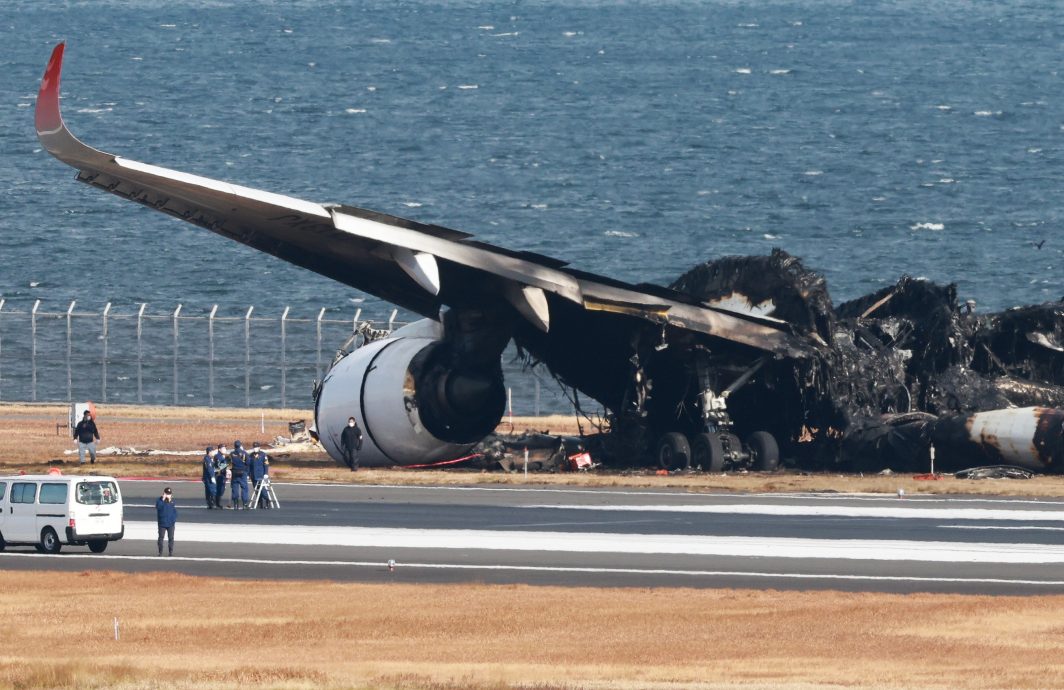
<box><xmin>315</xmin><ymin>319</ymin><xmax>506</xmax><ymax>467</ymax></box>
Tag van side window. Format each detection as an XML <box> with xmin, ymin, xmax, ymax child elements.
<box><xmin>39</xmin><ymin>484</ymin><xmax>68</xmax><ymax>505</ymax></box>
<box><xmin>0</xmin><ymin>482</ymin><xmax>6</xmax><ymax>501</ymax></box>
<box><xmin>11</xmin><ymin>483</ymin><xmax>37</xmax><ymax>504</ymax></box>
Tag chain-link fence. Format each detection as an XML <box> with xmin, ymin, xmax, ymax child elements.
<box><xmin>0</xmin><ymin>300</ymin><xmax>572</xmax><ymax>415</ymax></box>
<box><xmin>0</xmin><ymin>300</ymin><xmax>400</xmax><ymax>409</ymax></box>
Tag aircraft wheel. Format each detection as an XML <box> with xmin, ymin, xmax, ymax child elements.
<box><xmin>691</xmin><ymin>433</ymin><xmax>726</xmax><ymax>472</ymax></box>
<box><xmin>720</xmin><ymin>432</ymin><xmax>743</xmax><ymax>464</ymax></box>
<box><xmin>656</xmin><ymin>432</ymin><xmax>691</xmax><ymax>471</ymax></box>
<box><xmin>0</xmin><ymin>532</ymin><xmax>5</xmax><ymax>551</ymax></box>
<box><xmin>39</xmin><ymin>527</ymin><xmax>62</xmax><ymax>555</ymax></box>
<box><xmin>747</xmin><ymin>431</ymin><xmax>780</xmax><ymax>471</ymax></box>
<box><xmin>88</xmin><ymin>539</ymin><xmax>107</xmax><ymax>554</ymax></box>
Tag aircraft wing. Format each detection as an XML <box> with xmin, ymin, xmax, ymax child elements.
<box><xmin>36</xmin><ymin>43</ymin><xmax>812</xmax><ymax>359</ymax></box>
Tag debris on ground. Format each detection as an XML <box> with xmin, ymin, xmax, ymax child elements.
<box><xmin>954</xmin><ymin>465</ymin><xmax>1035</xmax><ymax>480</ymax></box>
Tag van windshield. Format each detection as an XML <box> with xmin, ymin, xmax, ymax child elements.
<box><xmin>76</xmin><ymin>481</ymin><xmax>118</xmax><ymax>505</ymax></box>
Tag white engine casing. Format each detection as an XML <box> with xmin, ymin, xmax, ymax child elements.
<box><xmin>315</xmin><ymin>320</ymin><xmax>480</xmax><ymax>467</ymax></box>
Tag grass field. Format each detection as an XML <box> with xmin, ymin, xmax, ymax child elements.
<box><xmin>2</xmin><ymin>404</ymin><xmax>1064</xmax><ymax>689</ymax></box>
<box><xmin>0</xmin><ymin>571</ymin><xmax>1062</xmax><ymax>690</ymax></box>
<box><xmin>3</xmin><ymin>403</ymin><xmax>1063</xmax><ymax>497</ymax></box>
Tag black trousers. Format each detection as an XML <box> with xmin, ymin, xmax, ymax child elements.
<box><xmin>157</xmin><ymin>525</ymin><xmax>175</xmax><ymax>555</ymax></box>
<box><xmin>342</xmin><ymin>447</ymin><xmax>359</xmax><ymax>469</ymax></box>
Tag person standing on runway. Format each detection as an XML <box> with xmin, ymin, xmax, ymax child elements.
<box><xmin>340</xmin><ymin>417</ymin><xmax>363</xmax><ymax>471</ymax></box>
<box><xmin>229</xmin><ymin>440</ymin><xmax>250</xmax><ymax>509</ymax></box>
<box><xmin>248</xmin><ymin>441</ymin><xmax>271</xmax><ymax>509</ymax></box>
<box><xmin>201</xmin><ymin>446</ymin><xmax>217</xmax><ymax>509</ymax></box>
<box><xmin>155</xmin><ymin>487</ymin><xmax>178</xmax><ymax>557</ymax></box>
<box><xmin>73</xmin><ymin>409</ymin><xmax>100</xmax><ymax>465</ymax></box>
<box><xmin>212</xmin><ymin>444</ymin><xmax>229</xmax><ymax>509</ymax></box>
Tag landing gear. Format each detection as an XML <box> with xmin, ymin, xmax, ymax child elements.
<box><xmin>747</xmin><ymin>431</ymin><xmax>780</xmax><ymax>471</ymax></box>
<box><xmin>655</xmin><ymin>432</ymin><xmax>691</xmax><ymax>471</ymax></box>
<box><xmin>680</xmin><ymin>354</ymin><xmax>781</xmax><ymax>472</ymax></box>
<box><xmin>691</xmin><ymin>433</ymin><xmax>725</xmax><ymax>472</ymax></box>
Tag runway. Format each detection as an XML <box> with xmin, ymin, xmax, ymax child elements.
<box><xmin>2</xmin><ymin>480</ymin><xmax>1063</xmax><ymax>594</ymax></box>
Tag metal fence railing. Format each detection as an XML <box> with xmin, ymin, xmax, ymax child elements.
<box><xmin>0</xmin><ymin>299</ymin><xmax>399</xmax><ymax>409</ymax></box>
<box><xmin>0</xmin><ymin>299</ymin><xmax>574</xmax><ymax>416</ymax></box>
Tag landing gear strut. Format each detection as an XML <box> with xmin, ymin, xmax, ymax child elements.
<box><xmin>655</xmin><ymin>356</ymin><xmax>780</xmax><ymax>473</ymax></box>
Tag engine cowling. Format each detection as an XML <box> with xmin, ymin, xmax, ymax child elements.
<box><xmin>315</xmin><ymin>319</ymin><xmax>506</xmax><ymax>467</ymax></box>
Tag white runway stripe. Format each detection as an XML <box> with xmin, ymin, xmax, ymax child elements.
<box><xmin>122</xmin><ymin>521</ymin><xmax>1064</xmax><ymax>564</ymax></box>
<box><xmin>526</xmin><ymin>503</ymin><xmax>1064</xmax><ymax>522</ymax></box>
<box><xmin>0</xmin><ymin>551</ymin><xmax>1061</xmax><ymax>587</ymax></box>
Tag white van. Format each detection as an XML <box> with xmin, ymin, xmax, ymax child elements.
<box><xmin>0</xmin><ymin>474</ymin><xmax>124</xmax><ymax>554</ymax></box>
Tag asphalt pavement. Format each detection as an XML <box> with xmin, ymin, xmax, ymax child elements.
<box><xmin>2</xmin><ymin>479</ymin><xmax>1063</xmax><ymax>594</ymax></box>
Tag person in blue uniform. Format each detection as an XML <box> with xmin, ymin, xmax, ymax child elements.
<box><xmin>229</xmin><ymin>440</ymin><xmax>250</xmax><ymax>509</ymax></box>
<box><xmin>212</xmin><ymin>444</ymin><xmax>229</xmax><ymax>509</ymax></box>
<box><xmin>248</xmin><ymin>441</ymin><xmax>271</xmax><ymax>509</ymax></box>
<box><xmin>201</xmin><ymin>446</ymin><xmax>217</xmax><ymax>509</ymax></box>
<box><xmin>155</xmin><ymin>487</ymin><xmax>178</xmax><ymax>556</ymax></box>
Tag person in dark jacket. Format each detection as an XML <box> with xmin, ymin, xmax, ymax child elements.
<box><xmin>229</xmin><ymin>440</ymin><xmax>250</xmax><ymax>509</ymax></box>
<box><xmin>212</xmin><ymin>444</ymin><xmax>229</xmax><ymax>509</ymax></box>
<box><xmin>340</xmin><ymin>417</ymin><xmax>363</xmax><ymax>471</ymax></box>
<box><xmin>248</xmin><ymin>441</ymin><xmax>271</xmax><ymax>509</ymax></box>
<box><xmin>201</xmin><ymin>446</ymin><xmax>217</xmax><ymax>509</ymax></box>
<box><xmin>155</xmin><ymin>487</ymin><xmax>178</xmax><ymax>556</ymax></box>
<box><xmin>73</xmin><ymin>410</ymin><xmax>100</xmax><ymax>465</ymax></box>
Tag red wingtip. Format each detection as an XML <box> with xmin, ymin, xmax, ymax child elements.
<box><xmin>35</xmin><ymin>43</ymin><xmax>66</xmax><ymax>136</ymax></box>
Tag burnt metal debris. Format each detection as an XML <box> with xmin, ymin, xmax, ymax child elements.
<box><xmin>525</xmin><ymin>249</ymin><xmax>1062</xmax><ymax>474</ymax></box>
<box><xmin>668</xmin><ymin>249</ymin><xmax>1064</xmax><ymax>473</ymax></box>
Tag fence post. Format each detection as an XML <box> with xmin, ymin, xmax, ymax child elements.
<box><xmin>66</xmin><ymin>301</ymin><xmax>76</xmax><ymax>402</ymax></box>
<box><xmin>31</xmin><ymin>300</ymin><xmax>40</xmax><ymax>402</ymax></box>
<box><xmin>101</xmin><ymin>302</ymin><xmax>111</xmax><ymax>403</ymax></box>
<box><xmin>280</xmin><ymin>306</ymin><xmax>290</xmax><ymax>409</ymax></box>
<box><xmin>316</xmin><ymin>307</ymin><xmax>325</xmax><ymax>380</ymax></box>
<box><xmin>208</xmin><ymin>304</ymin><xmax>218</xmax><ymax>408</ymax></box>
<box><xmin>388</xmin><ymin>308</ymin><xmax>397</xmax><ymax>331</ymax></box>
<box><xmin>136</xmin><ymin>303</ymin><xmax>146</xmax><ymax>404</ymax></box>
<box><xmin>244</xmin><ymin>306</ymin><xmax>254</xmax><ymax>407</ymax></box>
<box><xmin>353</xmin><ymin>308</ymin><xmax>362</xmax><ymax>330</ymax></box>
<box><xmin>172</xmin><ymin>304</ymin><xmax>182</xmax><ymax>405</ymax></box>
<box><xmin>0</xmin><ymin>298</ymin><xmax>5</xmax><ymax>402</ymax></box>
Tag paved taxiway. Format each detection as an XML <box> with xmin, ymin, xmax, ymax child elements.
<box><xmin>2</xmin><ymin>480</ymin><xmax>1063</xmax><ymax>594</ymax></box>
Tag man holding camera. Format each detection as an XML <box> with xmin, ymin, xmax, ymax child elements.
<box><xmin>155</xmin><ymin>487</ymin><xmax>178</xmax><ymax>557</ymax></box>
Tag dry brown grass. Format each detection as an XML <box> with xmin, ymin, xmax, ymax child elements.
<box><xmin>0</xmin><ymin>571</ymin><xmax>1060</xmax><ymax>689</ymax></box>
<box><xmin>4</xmin><ymin>403</ymin><xmax>1064</xmax><ymax>496</ymax></box>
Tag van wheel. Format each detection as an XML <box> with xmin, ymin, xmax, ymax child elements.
<box><xmin>88</xmin><ymin>539</ymin><xmax>107</xmax><ymax>554</ymax></box>
<box><xmin>39</xmin><ymin>527</ymin><xmax>62</xmax><ymax>555</ymax></box>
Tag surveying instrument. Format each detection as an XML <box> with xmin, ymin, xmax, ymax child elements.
<box><xmin>248</xmin><ymin>476</ymin><xmax>280</xmax><ymax>510</ymax></box>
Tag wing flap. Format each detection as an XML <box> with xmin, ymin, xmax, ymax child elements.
<box><xmin>36</xmin><ymin>42</ymin><xmax>815</xmax><ymax>359</ymax></box>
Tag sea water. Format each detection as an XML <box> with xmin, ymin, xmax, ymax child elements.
<box><xmin>1</xmin><ymin>1</ymin><xmax>1062</xmax><ymax>410</ymax></box>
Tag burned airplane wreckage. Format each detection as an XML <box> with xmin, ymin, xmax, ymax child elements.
<box><xmin>36</xmin><ymin>44</ymin><xmax>1064</xmax><ymax>475</ymax></box>
<box><xmin>609</xmin><ymin>248</ymin><xmax>1064</xmax><ymax>474</ymax></box>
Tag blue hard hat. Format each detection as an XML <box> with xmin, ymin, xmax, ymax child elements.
<box><xmin>206</xmin><ymin>446</ymin><xmax>214</xmax><ymax>452</ymax></box>
<box><xmin>234</xmin><ymin>440</ymin><xmax>242</xmax><ymax>447</ymax></box>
